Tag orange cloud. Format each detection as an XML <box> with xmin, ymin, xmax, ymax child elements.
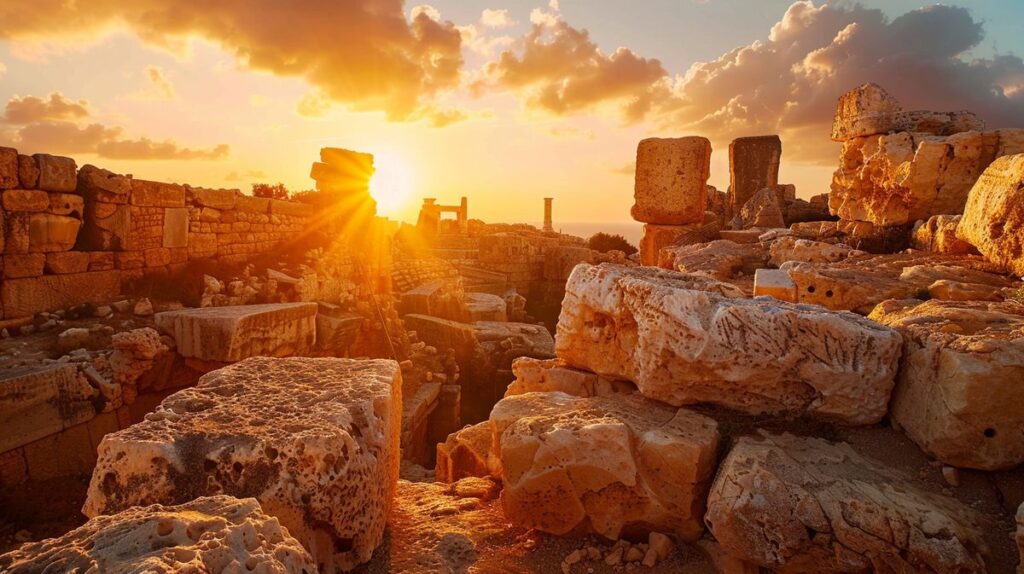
<box><xmin>3</xmin><ymin>92</ymin><xmax>91</xmax><ymax>124</ymax></box>
<box><xmin>143</xmin><ymin>65</ymin><xmax>176</xmax><ymax>100</ymax></box>
<box><xmin>0</xmin><ymin>0</ymin><xmax>464</xmax><ymax>122</ymax></box>
<box><xmin>97</xmin><ymin>139</ymin><xmax>229</xmax><ymax>160</ymax></box>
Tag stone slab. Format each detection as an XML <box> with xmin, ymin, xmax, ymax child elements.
<box><xmin>0</xmin><ymin>364</ymin><xmax>96</xmax><ymax>452</ymax></box>
<box><xmin>1</xmin><ymin>270</ymin><xmax>124</xmax><ymax>319</ymax></box>
<box><xmin>631</xmin><ymin>137</ymin><xmax>710</xmax><ymax>225</ymax></box>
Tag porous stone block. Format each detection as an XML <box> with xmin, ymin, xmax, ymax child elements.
<box><xmin>130</xmin><ymin>179</ymin><xmax>185</xmax><ymax>207</ymax></box>
<box><xmin>729</xmin><ymin>135</ymin><xmax>781</xmax><ymax>211</ymax></box>
<box><xmin>48</xmin><ymin>192</ymin><xmax>85</xmax><ymax>217</ymax></box>
<box><xmin>3</xmin><ymin>253</ymin><xmax>45</xmax><ymax>278</ymax></box>
<box><xmin>0</xmin><ymin>364</ymin><xmax>96</xmax><ymax>453</ymax></box>
<box><xmin>17</xmin><ymin>154</ymin><xmax>38</xmax><ymax>189</ymax></box>
<box><xmin>831</xmin><ymin>83</ymin><xmax>984</xmax><ymax>142</ymax></box>
<box><xmin>733</xmin><ymin>186</ymin><xmax>784</xmax><ymax>229</ymax></box>
<box><xmin>661</xmin><ymin>239</ymin><xmax>769</xmax><ymax>279</ymax></box>
<box><xmin>82</xmin><ymin>357</ymin><xmax>402</xmax><ymax>572</ymax></box>
<box><xmin>28</xmin><ymin>213</ymin><xmax>80</xmax><ymax>252</ymax></box>
<box><xmin>912</xmin><ymin>214</ymin><xmax>977</xmax><ymax>255</ymax></box>
<box><xmin>639</xmin><ymin>222</ymin><xmax>703</xmax><ymax>266</ymax></box>
<box><xmin>77</xmin><ymin>164</ymin><xmax>131</xmax><ymax>203</ymax></box>
<box><xmin>753</xmin><ymin>268</ymin><xmax>796</xmax><ymax>302</ymax></box>
<box><xmin>187</xmin><ymin>186</ymin><xmax>237</xmax><ymax>210</ymax></box>
<box><xmin>83</xmin><ymin>202</ymin><xmax>131</xmax><ymax>250</ymax></box>
<box><xmin>556</xmin><ymin>264</ymin><xmax>902</xmax><ymax>424</ymax></box>
<box><xmin>506</xmin><ymin>357</ymin><xmax>636</xmax><ymax>399</ymax></box>
<box><xmin>1</xmin><ymin>271</ymin><xmax>123</xmax><ymax>319</ymax></box>
<box><xmin>768</xmin><ymin>236</ymin><xmax>864</xmax><ymax>266</ymax></box>
<box><xmin>705</xmin><ymin>433</ymin><xmax>987</xmax><ymax>573</ymax></box>
<box><xmin>33</xmin><ymin>154</ymin><xmax>77</xmax><ymax>192</ymax></box>
<box><xmin>957</xmin><ymin>154</ymin><xmax>1024</xmax><ymax>275</ymax></box>
<box><xmin>154</xmin><ymin>303</ymin><xmax>317</xmax><ymax>362</ymax></box>
<box><xmin>631</xmin><ymin>136</ymin><xmax>710</xmax><ymax>225</ymax></box>
<box><xmin>0</xmin><ymin>147</ymin><xmax>18</xmax><ymax>189</ymax></box>
<box><xmin>435</xmin><ymin>421</ymin><xmax>493</xmax><ymax>483</ymax></box>
<box><xmin>0</xmin><ymin>496</ymin><xmax>317</xmax><ymax>573</ymax></box>
<box><xmin>464</xmin><ymin>292</ymin><xmax>507</xmax><ymax>322</ymax></box>
<box><xmin>870</xmin><ymin>299</ymin><xmax>1024</xmax><ymax>470</ymax></box>
<box><xmin>492</xmin><ymin>391</ymin><xmax>719</xmax><ymax>541</ymax></box>
<box><xmin>2</xmin><ymin>189</ymin><xmax>48</xmax><ymax>211</ymax></box>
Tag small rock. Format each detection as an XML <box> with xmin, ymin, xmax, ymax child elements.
<box><xmin>942</xmin><ymin>466</ymin><xmax>961</xmax><ymax>487</ymax></box>
<box><xmin>625</xmin><ymin>546</ymin><xmax>645</xmax><ymax>563</ymax></box>
<box><xmin>94</xmin><ymin>306</ymin><xmax>113</xmax><ymax>318</ymax></box>
<box><xmin>133</xmin><ymin>298</ymin><xmax>154</xmax><ymax>316</ymax></box>
<box><xmin>111</xmin><ymin>300</ymin><xmax>131</xmax><ymax>313</ymax></box>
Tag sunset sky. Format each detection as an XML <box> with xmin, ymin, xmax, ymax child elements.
<box><xmin>1</xmin><ymin>1</ymin><xmax>1022</xmax><ymax>225</ymax></box>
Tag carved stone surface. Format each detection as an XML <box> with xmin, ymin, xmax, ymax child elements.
<box><xmin>83</xmin><ymin>357</ymin><xmax>402</xmax><ymax>571</ymax></box>
<box><xmin>154</xmin><ymin>303</ymin><xmax>317</xmax><ymax>362</ymax></box>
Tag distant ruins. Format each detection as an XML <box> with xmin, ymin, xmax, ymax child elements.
<box><xmin>2</xmin><ymin>82</ymin><xmax>1024</xmax><ymax>573</ymax></box>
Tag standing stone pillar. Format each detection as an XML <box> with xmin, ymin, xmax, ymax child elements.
<box><xmin>728</xmin><ymin>135</ymin><xmax>781</xmax><ymax>217</ymax></box>
<box><xmin>543</xmin><ymin>197</ymin><xmax>554</xmax><ymax>232</ymax></box>
<box><xmin>458</xmin><ymin>196</ymin><xmax>469</xmax><ymax>234</ymax></box>
<box><xmin>631</xmin><ymin>136</ymin><xmax>711</xmax><ymax>266</ymax></box>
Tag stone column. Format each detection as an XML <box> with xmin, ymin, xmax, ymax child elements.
<box><xmin>543</xmin><ymin>197</ymin><xmax>554</xmax><ymax>232</ymax></box>
<box><xmin>458</xmin><ymin>196</ymin><xmax>468</xmax><ymax>234</ymax></box>
<box><xmin>728</xmin><ymin>135</ymin><xmax>781</xmax><ymax>216</ymax></box>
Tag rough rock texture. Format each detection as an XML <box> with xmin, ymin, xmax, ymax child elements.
<box><xmin>768</xmin><ymin>236</ymin><xmax>863</xmax><ymax>266</ymax></box>
<box><xmin>83</xmin><ymin>357</ymin><xmax>402</xmax><ymax>572</ymax></box>
<box><xmin>732</xmin><ymin>187</ymin><xmax>784</xmax><ymax>229</ymax></box>
<box><xmin>0</xmin><ymin>496</ymin><xmax>316</xmax><ymax>573</ymax></box>
<box><xmin>631</xmin><ymin>137</ymin><xmax>711</xmax><ymax>225</ymax></box>
<box><xmin>912</xmin><ymin>214</ymin><xmax>978</xmax><ymax>255</ymax></box>
<box><xmin>752</xmin><ymin>268</ymin><xmax>796</xmax><ymax>302</ymax></box>
<box><xmin>506</xmin><ymin>357</ymin><xmax>636</xmax><ymax>399</ymax></box>
<box><xmin>728</xmin><ymin>136</ymin><xmax>781</xmax><ymax>212</ymax></box>
<box><xmin>869</xmin><ymin>299</ymin><xmax>1024</xmax><ymax>470</ymax></box>
<box><xmin>435</xmin><ymin>421</ymin><xmax>494</xmax><ymax>483</ymax></box>
<box><xmin>33</xmin><ymin>154</ymin><xmax>77</xmax><ymax>192</ymax></box>
<box><xmin>705</xmin><ymin>433</ymin><xmax>988</xmax><ymax>573</ymax></box>
<box><xmin>464</xmin><ymin>292</ymin><xmax>507</xmax><ymax>322</ymax></box>
<box><xmin>957</xmin><ymin>154</ymin><xmax>1024</xmax><ymax>275</ymax></box>
<box><xmin>0</xmin><ymin>364</ymin><xmax>96</xmax><ymax>452</ymax></box>
<box><xmin>556</xmin><ymin>264</ymin><xmax>902</xmax><ymax>424</ymax></box>
<box><xmin>639</xmin><ymin>222</ymin><xmax>707</xmax><ymax>266</ymax></box>
<box><xmin>155</xmin><ymin>303</ymin><xmax>317</xmax><ymax>362</ymax></box>
<box><xmin>491</xmin><ymin>391</ymin><xmax>719</xmax><ymax>541</ymax></box>
<box><xmin>659</xmin><ymin>239</ymin><xmax>769</xmax><ymax>281</ymax></box>
<box><xmin>831</xmin><ymin>83</ymin><xmax>983</xmax><ymax>142</ymax></box>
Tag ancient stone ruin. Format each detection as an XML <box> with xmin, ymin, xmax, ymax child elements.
<box><xmin>2</xmin><ymin>82</ymin><xmax>1024</xmax><ymax>573</ymax></box>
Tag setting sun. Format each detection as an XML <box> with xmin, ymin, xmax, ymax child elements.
<box><xmin>369</xmin><ymin>150</ymin><xmax>415</xmax><ymax>217</ymax></box>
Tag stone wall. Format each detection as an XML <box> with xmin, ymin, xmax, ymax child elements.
<box><xmin>1</xmin><ymin>148</ymin><xmax>319</xmax><ymax>321</ymax></box>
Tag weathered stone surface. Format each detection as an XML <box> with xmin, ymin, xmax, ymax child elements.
<box><xmin>752</xmin><ymin>268</ymin><xmax>796</xmax><ymax>302</ymax></box>
<box><xmin>27</xmin><ymin>212</ymin><xmax>80</xmax><ymax>252</ymax></box>
<box><xmin>155</xmin><ymin>303</ymin><xmax>317</xmax><ymax>362</ymax></box>
<box><xmin>3</xmin><ymin>253</ymin><xmax>45</xmax><ymax>278</ymax></box>
<box><xmin>162</xmin><ymin>207</ymin><xmax>188</xmax><ymax>248</ymax></box>
<box><xmin>768</xmin><ymin>236</ymin><xmax>863</xmax><ymax>266</ymax></box>
<box><xmin>732</xmin><ymin>186</ymin><xmax>785</xmax><ymax>229</ymax></box>
<box><xmin>831</xmin><ymin>83</ymin><xmax>983</xmax><ymax>142</ymax></box>
<box><xmin>506</xmin><ymin>357</ymin><xmax>636</xmax><ymax>399</ymax></box>
<box><xmin>436</xmin><ymin>421</ymin><xmax>493</xmax><ymax>483</ymax></box>
<box><xmin>870</xmin><ymin>299</ymin><xmax>1024</xmax><ymax>470</ymax></box>
<box><xmin>187</xmin><ymin>186</ymin><xmax>237</xmax><ymax>210</ymax></box>
<box><xmin>912</xmin><ymin>214</ymin><xmax>977</xmax><ymax>255</ymax></box>
<box><xmin>234</xmin><ymin>193</ymin><xmax>270</xmax><ymax>214</ymax></box>
<box><xmin>17</xmin><ymin>154</ymin><xmax>38</xmax><ymax>189</ymax></box>
<box><xmin>48</xmin><ymin>192</ymin><xmax>85</xmax><ymax>217</ymax></box>
<box><xmin>130</xmin><ymin>179</ymin><xmax>186</xmax><ymax>207</ymax></box>
<box><xmin>83</xmin><ymin>357</ymin><xmax>402</xmax><ymax>572</ymax></box>
<box><xmin>639</xmin><ymin>222</ymin><xmax>706</xmax><ymax>266</ymax></box>
<box><xmin>270</xmin><ymin>198</ymin><xmax>314</xmax><ymax>218</ymax></box>
<box><xmin>33</xmin><ymin>154</ymin><xmax>77</xmax><ymax>192</ymax></box>
<box><xmin>2</xmin><ymin>189</ymin><xmax>49</xmax><ymax>211</ymax></box>
<box><xmin>957</xmin><ymin>154</ymin><xmax>1024</xmax><ymax>275</ymax></box>
<box><xmin>0</xmin><ymin>147</ymin><xmax>17</xmax><ymax>189</ymax></box>
<box><xmin>631</xmin><ymin>137</ymin><xmax>710</xmax><ymax>225</ymax></box>
<box><xmin>465</xmin><ymin>292</ymin><xmax>507</xmax><ymax>322</ymax></box>
<box><xmin>1017</xmin><ymin>504</ymin><xmax>1024</xmax><ymax>574</ymax></box>
<box><xmin>77</xmin><ymin>164</ymin><xmax>131</xmax><ymax>202</ymax></box>
<box><xmin>557</xmin><ymin>264</ymin><xmax>902</xmax><ymax>423</ymax></box>
<box><xmin>44</xmin><ymin>251</ymin><xmax>90</xmax><ymax>274</ymax></box>
<box><xmin>729</xmin><ymin>135</ymin><xmax>781</xmax><ymax>212</ymax></box>
<box><xmin>492</xmin><ymin>391</ymin><xmax>719</xmax><ymax>541</ymax></box>
<box><xmin>928</xmin><ymin>279</ymin><xmax>1004</xmax><ymax>302</ymax></box>
<box><xmin>0</xmin><ymin>364</ymin><xmax>96</xmax><ymax>452</ymax></box>
<box><xmin>705</xmin><ymin>433</ymin><xmax>988</xmax><ymax>573</ymax></box>
<box><xmin>660</xmin><ymin>240</ymin><xmax>769</xmax><ymax>280</ymax></box>
<box><xmin>1</xmin><ymin>270</ymin><xmax>124</xmax><ymax>319</ymax></box>
<box><xmin>1</xmin><ymin>496</ymin><xmax>316</xmax><ymax>573</ymax></box>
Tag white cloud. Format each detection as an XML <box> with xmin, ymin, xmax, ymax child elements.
<box><xmin>481</xmin><ymin>8</ymin><xmax>515</xmax><ymax>29</ymax></box>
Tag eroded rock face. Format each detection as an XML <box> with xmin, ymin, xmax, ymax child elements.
<box><xmin>957</xmin><ymin>154</ymin><xmax>1024</xmax><ymax>275</ymax></box>
<box><xmin>732</xmin><ymin>187</ymin><xmax>784</xmax><ymax>229</ymax></box>
<box><xmin>911</xmin><ymin>214</ymin><xmax>977</xmax><ymax>255</ymax></box>
<box><xmin>83</xmin><ymin>357</ymin><xmax>402</xmax><ymax>572</ymax></box>
<box><xmin>435</xmin><ymin>421</ymin><xmax>494</xmax><ymax>483</ymax></box>
<box><xmin>556</xmin><ymin>264</ymin><xmax>902</xmax><ymax>424</ymax></box>
<box><xmin>0</xmin><ymin>496</ymin><xmax>316</xmax><ymax>573</ymax></box>
<box><xmin>728</xmin><ymin>136</ymin><xmax>781</xmax><ymax>213</ymax></box>
<box><xmin>869</xmin><ymin>299</ymin><xmax>1024</xmax><ymax>470</ymax></box>
<box><xmin>705</xmin><ymin>433</ymin><xmax>988</xmax><ymax>573</ymax></box>
<box><xmin>154</xmin><ymin>303</ymin><xmax>317</xmax><ymax>362</ymax></box>
<box><xmin>491</xmin><ymin>391</ymin><xmax>719</xmax><ymax>541</ymax></box>
<box><xmin>506</xmin><ymin>357</ymin><xmax>636</xmax><ymax>399</ymax></box>
<box><xmin>768</xmin><ymin>236</ymin><xmax>864</xmax><ymax>266</ymax></box>
<box><xmin>659</xmin><ymin>240</ymin><xmax>769</xmax><ymax>281</ymax></box>
<box><xmin>631</xmin><ymin>137</ymin><xmax>711</xmax><ymax>225</ymax></box>
<box><xmin>831</xmin><ymin>83</ymin><xmax>983</xmax><ymax>142</ymax></box>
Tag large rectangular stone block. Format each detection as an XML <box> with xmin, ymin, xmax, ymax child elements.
<box><xmin>186</xmin><ymin>186</ymin><xmax>237</xmax><ymax>210</ymax></box>
<box><xmin>28</xmin><ymin>213</ymin><xmax>81</xmax><ymax>252</ymax></box>
<box><xmin>0</xmin><ymin>147</ymin><xmax>17</xmax><ymax>189</ymax></box>
<box><xmin>639</xmin><ymin>222</ymin><xmax>705</xmax><ymax>266</ymax></box>
<box><xmin>154</xmin><ymin>303</ymin><xmax>318</xmax><ymax>362</ymax></box>
<box><xmin>631</xmin><ymin>137</ymin><xmax>710</xmax><ymax>225</ymax></box>
<box><xmin>129</xmin><ymin>179</ymin><xmax>185</xmax><ymax>207</ymax></box>
<box><xmin>729</xmin><ymin>135</ymin><xmax>781</xmax><ymax>212</ymax></box>
<box><xmin>0</xmin><ymin>364</ymin><xmax>96</xmax><ymax>452</ymax></box>
<box><xmin>1</xmin><ymin>271</ymin><xmax>124</xmax><ymax>319</ymax></box>
<box><xmin>162</xmin><ymin>207</ymin><xmax>188</xmax><ymax>248</ymax></box>
<box><xmin>83</xmin><ymin>357</ymin><xmax>402</xmax><ymax>572</ymax></box>
<box><xmin>556</xmin><ymin>263</ymin><xmax>902</xmax><ymax>424</ymax></box>
<box><xmin>34</xmin><ymin>154</ymin><xmax>77</xmax><ymax>192</ymax></box>
<box><xmin>2</xmin><ymin>189</ymin><xmax>48</xmax><ymax>211</ymax></box>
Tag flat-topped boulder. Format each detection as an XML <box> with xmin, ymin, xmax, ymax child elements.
<box><xmin>631</xmin><ymin>136</ymin><xmax>710</xmax><ymax>225</ymax></box>
<box><xmin>83</xmin><ymin>357</ymin><xmax>402</xmax><ymax>572</ymax></box>
<box><xmin>659</xmin><ymin>239</ymin><xmax>769</xmax><ymax>282</ymax></box>
<box><xmin>464</xmin><ymin>292</ymin><xmax>507</xmax><ymax>322</ymax></box>
<box><xmin>0</xmin><ymin>496</ymin><xmax>316</xmax><ymax>573</ymax></box>
<box><xmin>957</xmin><ymin>154</ymin><xmax>1024</xmax><ymax>275</ymax></box>
<box><xmin>506</xmin><ymin>357</ymin><xmax>636</xmax><ymax>398</ymax></box>
<box><xmin>155</xmin><ymin>302</ymin><xmax>317</xmax><ymax>362</ymax></box>
<box><xmin>556</xmin><ymin>264</ymin><xmax>902</xmax><ymax>424</ymax></box>
<box><xmin>870</xmin><ymin>299</ymin><xmax>1024</xmax><ymax>470</ymax></box>
<box><xmin>705</xmin><ymin>433</ymin><xmax>988</xmax><ymax>573</ymax></box>
<box><xmin>831</xmin><ymin>83</ymin><xmax>983</xmax><ymax>142</ymax></box>
<box><xmin>768</xmin><ymin>236</ymin><xmax>864</xmax><ymax>266</ymax></box>
<box><xmin>492</xmin><ymin>391</ymin><xmax>719</xmax><ymax>541</ymax></box>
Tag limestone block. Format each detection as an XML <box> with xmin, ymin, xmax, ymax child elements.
<box><xmin>0</xmin><ymin>496</ymin><xmax>317</xmax><ymax>573</ymax></box>
<box><xmin>77</xmin><ymin>164</ymin><xmax>131</xmax><ymax>203</ymax></box>
<box><xmin>492</xmin><ymin>391</ymin><xmax>719</xmax><ymax>541</ymax></box>
<box><xmin>155</xmin><ymin>303</ymin><xmax>317</xmax><ymax>362</ymax></box>
<box><xmin>0</xmin><ymin>146</ymin><xmax>17</xmax><ymax>189</ymax></box>
<box><xmin>315</xmin><ymin>311</ymin><xmax>363</xmax><ymax>353</ymax></box>
<box><xmin>705</xmin><ymin>433</ymin><xmax>988</xmax><ymax>573</ymax></box>
<box><xmin>28</xmin><ymin>213</ymin><xmax>81</xmax><ymax>252</ymax></box>
<box><xmin>270</xmin><ymin>198</ymin><xmax>314</xmax><ymax>218</ymax></box>
<box><xmin>162</xmin><ymin>207</ymin><xmax>188</xmax><ymax>248</ymax></box>
<box><xmin>435</xmin><ymin>421</ymin><xmax>493</xmax><ymax>483</ymax></box>
<box><xmin>729</xmin><ymin>135</ymin><xmax>781</xmax><ymax>211</ymax></box>
<box><xmin>144</xmin><ymin>247</ymin><xmax>171</xmax><ymax>267</ymax></box>
<box><xmin>130</xmin><ymin>179</ymin><xmax>185</xmax><ymax>207</ymax></box>
<box><xmin>831</xmin><ymin>83</ymin><xmax>983</xmax><ymax>142</ymax></box>
<box><xmin>82</xmin><ymin>357</ymin><xmax>402</xmax><ymax>572</ymax></box>
<box><xmin>639</xmin><ymin>222</ymin><xmax>704</xmax><ymax>266</ymax></box>
<box><xmin>912</xmin><ymin>214</ymin><xmax>977</xmax><ymax>255</ymax></box>
<box><xmin>44</xmin><ymin>251</ymin><xmax>91</xmax><ymax>274</ymax></box>
<box><xmin>506</xmin><ymin>357</ymin><xmax>636</xmax><ymax>398</ymax></box>
<box><xmin>870</xmin><ymin>299</ymin><xmax>1024</xmax><ymax>470</ymax></box>
<box><xmin>83</xmin><ymin>202</ymin><xmax>132</xmax><ymax>250</ymax></box>
<box><xmin>48</xmin><ymin>192</ymin><xmax>85</xmax><ymax>217</ymax></box>
<box><xmin>768</xmin><ymin>236</ymin><xmax>864</xmax><ymax>266</ymax></box>
<box><xmin>660</xmin><ymin>239</ymin><xmax>769</xmax><ymax>280</ymax></box>
<box><xmin>631</xmin><ymin>137</ymin><xmax>710</xmax><ymax>225</ymax></box>
<box><xmin>752</xmin><ymin>268</ymin><xmax>796</xmax><ymax>302</ymax></box>
<box><xmin>2</xmin><ymin>189</ymin><xmax>48</xmax><ymax>211</ymax></box>
<box><xmin>0</xmin><ymin>364</ymin><xmax>96</xmax><ymax>452</ymax></box>
<box><xmin>33</xmin><ymin>154</ymin><xmax>77</xmax><ymax>192</ymax></box>
<box><xmin>957</xmin><ymin>154</ymin><xmax>1024</xmax><ymax>275</ymax></box>
<box><xmin>3</xmin><ymin>253</ymin><xmax>45</xmax><ymax>278</ymax></box>
<box><xmin>23</xmin><ymin>422</ymin><xmax>96</xmax><ymax>481</ymax></box>
<box><xmin>234</xmin><ymin>193</ymin><xmax>270</xmax><ymax>214</ymax></box>
<box><xmin>556</xmin><ymin>264</ymin><xmax>902</xmax><ymax>424</ymax></box>
<box><xmin>1</xmin><ymin>271</ymin><xmax>123</xmax><ymax>319</ymax></box>
<box><xmin>465</xmin><ymin>292</ymin><xmax>507</xmax><ymax>322</ymax></box>
<box><xmin>732</xmin><ymin>186</ymin><xmax>784</xmax><ymax>229</ymax></box>
<box><xmin>187</xmin><ymin>186</ymin><xmax>237</xmax><ymax>210</ymax></box>
<box><xmin>17</xmin><ymin>154</ymin><xmax>38</xmax><ymax>189</ymax></box>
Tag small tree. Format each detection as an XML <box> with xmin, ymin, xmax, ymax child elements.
<box><xmin>588</xmin><ymin>232</ymin><xmax>638</xmax><ymax>255</ymax></box>
<box><xmin>252</xmin><ymin>182</ymin><xmax>290</xmax><ymax>200</ymax></box>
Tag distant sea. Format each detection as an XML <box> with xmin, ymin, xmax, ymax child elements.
<box><xmin>526</xmin><ymin>221</ymin><xmax>644</xmax><ymax>247</ymax></box>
